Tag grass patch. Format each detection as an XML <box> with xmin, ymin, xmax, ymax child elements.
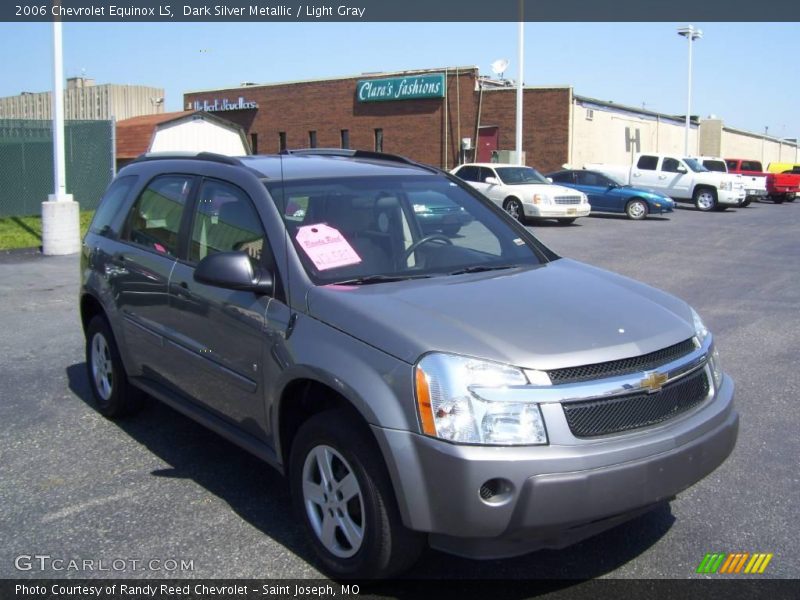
<box><xmin>0</xmin><ymin>211</ymin><xmax>94</xmax><ymax>250</ymax></box>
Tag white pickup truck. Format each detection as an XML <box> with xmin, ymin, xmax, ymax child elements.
<box><xmin>586</xmin><ymin>153</ymin><xmax>746</xmax><ymax>212</ymax></box>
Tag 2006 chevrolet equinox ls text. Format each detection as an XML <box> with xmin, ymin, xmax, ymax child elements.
<box><xmin>80</xmin><ymin>149</ymin><xmax>738</xmax><ymax>578</ymax></box>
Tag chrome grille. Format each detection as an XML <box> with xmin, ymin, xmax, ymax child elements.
<box><xmin>548</xmin><ymin>338</ymin><xmax>696</xmax><ymax>384</ymax></box>
<box><xmin>554</xmin><ymin>196</ymin><xmax>582</xmax><ymax>205</ymax></box>
<box><xmin>562</xmin><ymin>368</ymin><xmax>710</xmax><ymax>437</ymax></box>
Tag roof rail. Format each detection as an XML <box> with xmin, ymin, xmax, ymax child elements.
<box><xmin>132</xmin><ymin>151</ymin><xmax>243</xmax><ymax>166</ymax></box>
<box><xmin>279</xmin><ymin>148</ymin><xmax>436</xmax><ymax>171</ymax></box>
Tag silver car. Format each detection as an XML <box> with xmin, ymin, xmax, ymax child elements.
<box><xmin>80</xmin><ymin>149</ymin><xmax>737</xmax><ymax>578</ymax></box>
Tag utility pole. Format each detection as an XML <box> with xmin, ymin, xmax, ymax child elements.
<box><xmin>42</xmin><ymin>8</ymin><xmax>80</xmax><ymax>256</ymax></box>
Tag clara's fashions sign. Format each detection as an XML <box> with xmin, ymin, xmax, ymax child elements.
<box><xmin>356</xmin><ymin>74</ymin><xmax>445</xmax><ymax>102</ymax></box>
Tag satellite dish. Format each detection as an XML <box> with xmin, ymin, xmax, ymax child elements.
<box><xmin>491</xmin><ymin>58</ymin><xmax>510</xmax><ymax>79</ymax></box>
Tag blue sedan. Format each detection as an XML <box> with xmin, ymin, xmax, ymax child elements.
<box><xmin>547</xmin><ymin>169</ymin><xmax>675</xmax><ymax>220</ymax></box>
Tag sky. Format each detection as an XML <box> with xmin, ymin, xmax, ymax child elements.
<box><xmin>0</xmin><ymin>21</ymin><xmax>798</xmax><ymax>139</ymax></box>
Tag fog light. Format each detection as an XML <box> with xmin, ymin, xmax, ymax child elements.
<box><xmin>478</xmin><ymin>478</ymin><xmax>514</xmax><ymax>505</ymax></box>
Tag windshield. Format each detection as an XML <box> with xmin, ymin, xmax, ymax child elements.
<box><xmin>495</xmin><ymin>167</ymin><xmax>549</xmax><ymax>185</ymax></box>
<box><xmin>684</xmin><ymin>158</ymin><xmax>709</xmax><ymax>173</ymax></box>
<box><xmin>266</xmin><ymin>175</ymin><xmax>549</xmax><ymax>284</ymax></box>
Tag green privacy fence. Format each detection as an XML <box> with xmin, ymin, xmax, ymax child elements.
<box><xmin>0</xmin><ymin>119</ymin><xmax>114</xmax><ymax>217</ymax></box>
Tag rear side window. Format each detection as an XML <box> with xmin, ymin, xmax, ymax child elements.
<box><xmin>454</xmin><ymin>166</ymin><xmax>479</xmax><ymax>182</ymax></box>
<box><xmin>741</xmin><ymin>160</ymin><xmax>762</xmax><ymax>171</ymax></box>
<box><xmin>89</xmin><ymin>176</ymin><xmax>136</xmax><ymax>236</ymax></box>
<box><xmin>637</xmin><ymin>155</ymin><xmax>658</xmax><ymax>170</ymax></box>
<box><xmin>576</xmin><ymin>171</ymin><xmax>603</xmax><ymax>186</ymax></box>
<box><xmin>189</xmin><ymin>179</ymin><xmax>266</xmax><ymax>264</ymax></box>
<box><xmin>550</xmin><ymin>171</ymin><xmax>574</xmax><ymax>184</ymax></box>
<box><xmin>122</xmin><ymin>175</ymin><xmax>193</xmax><ymax>256</ymax></box>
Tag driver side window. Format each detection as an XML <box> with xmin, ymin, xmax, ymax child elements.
<box><xmin>662</xmin><ymin>158</ymin><xmax>683</xmax><ymax>173</ymax></box>
<box><xmin>189</xmin><ymin>179</ymin><xmax>266</xmax><ymax>266</ymax></box>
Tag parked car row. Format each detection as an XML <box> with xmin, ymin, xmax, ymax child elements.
<box><xmin>449</xmin><ymin>153</ymin><xmax>796</xmax><ymax>225</ymax></box>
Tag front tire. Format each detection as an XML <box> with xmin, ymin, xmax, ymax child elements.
<box><xmin>85</xmin><ymin>315</ymin><xmax>143</xmax><ymax>418</ymax></box>
<box><xmin>625</xmin><ymin>199</ymin><xmax>648</xmax><ymax>220</ymax></box>
<box><xmin>289</xmin><ymin>410</ymin><xmax>424</xmax><ymax>578</ymax></box>
<box><xmin>556</xmin><ymin>218</ymin><xmax>576</xmax><ymax>225</ymax></box>
<box><xmin>693</xmin><ymin>188</ymin><xmax>717</xmax><ymax>212</ymax></box>
<box><xmin>503</xmin><ymin>198</ymin><xmax>525</xmax><ymax>223</ymax></box>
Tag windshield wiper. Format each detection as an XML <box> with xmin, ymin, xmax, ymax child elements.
<box><xmin>448</xmin><ymin>264</ymin><xmax>517</xmax><ymax>276</ymax></box>
<box><xmin>329</xmin><ymin>274</ymin><xmax>433</xmax><ymax>286</ymax></box>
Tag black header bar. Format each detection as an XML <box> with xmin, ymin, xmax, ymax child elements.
<box><xmin>4</xmin><ymin>0</ymin><xmax>800</xmax><ymax>22</ymax></box>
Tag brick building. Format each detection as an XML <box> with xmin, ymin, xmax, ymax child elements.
<box><xmin>183</xmin><ymin>66</ymin><xmax>573</xmax><ymax>173</ymax></box>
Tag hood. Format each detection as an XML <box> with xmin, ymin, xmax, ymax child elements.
<box><xmin>306</xmin><ymin>259</ymin><xmax>695</xmax><ymax>370</ymax></box>
<box><xmin>518</xmin><ymin>183</ymin><xmax>581</xmax><ymax>197</ymax></box>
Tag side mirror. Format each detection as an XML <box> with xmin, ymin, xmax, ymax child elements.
<box><xmin>484</xmin><ymin>177</ymin><xmax>499</xmax><ymax>185</ymax></box>
<box><xmin>676</xmin><ymin>165</ymin><xmax>688</xmax><ymax>174</ymax></box>
<box><xmin>546</xmin><ymin>177</ymin><xmax>554</xmax><ymax>183</ymax></box>
<box><xmin>194</xmin><ymin>251</ymin><xmax>273</xmax><ymax>295</ymax></box>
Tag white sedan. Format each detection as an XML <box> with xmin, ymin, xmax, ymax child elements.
<box><xmin>451</xmin><ymin>162</ymin><xmax>590</xmax><ymax>225</ymax></box>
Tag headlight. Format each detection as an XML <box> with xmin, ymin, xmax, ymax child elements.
<box><xmin>581</xmin><ymin>193</ymin><xmax>589</xmax><ymax>204</ymax></box>
<box><xmin>413</xmin><ymin>204</ymin><xmax>427</xmax><ymax>213</ymax></box>
<box><xmin>415</xmin><ymin>353</ymin><xmax>548</xmax><ymax>445</ymax></box>
<box><xmin>690</xmin><ymin>307</ymin><xmax>709</xmax><ymax>344</ymax></box>
<box><xmin>532</xmin><ymin>194</ymin><xmax>549</xmax><ymax>205</ymax></box>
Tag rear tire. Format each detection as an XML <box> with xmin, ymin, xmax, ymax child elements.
<box><xmin>741</xmin><ymin>198</ymin><xmax>752</xmax><ymax>208</ymax></box>
<box><xmin>289</xmin><ymin>410</ymin><xmax>424</xmax><ymax>578</ymax></box>
<box><xmin>85</xmin><ymin>315</ymin><xmax>143</xmax><ymax>418</ymax></box>
<box><xmin>772</xmin><ymin>195</ymin><xmax>784</xmax><ymax>204</ymax></box>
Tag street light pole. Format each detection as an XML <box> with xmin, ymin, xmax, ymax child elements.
<box><xmin>515</xmin><ymin>19</ymin><xmax>524</xmax><ymax>165</ymax></box>
<box><xmin>677</xmin><ymin>25</ymin><xmax>702</xmax><ymax>156</ymax></box>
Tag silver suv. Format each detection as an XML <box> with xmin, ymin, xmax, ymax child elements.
<box><xmin>80</xmin><ymin>150</ymin><xmax>738</xmax><ymax>578</ymax></box>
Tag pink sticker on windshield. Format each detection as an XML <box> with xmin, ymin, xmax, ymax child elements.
<box><xmin>296</xmin><ymin>224</ymin><xmax>362</xmax><ymax>271</ymax></box>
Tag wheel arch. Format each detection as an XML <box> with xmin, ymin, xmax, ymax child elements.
<box><xmin>275</xmin><ymin>375</ymin><xmax>381</xmax><ymax>474</ymax></box>
<box><xmin>80</xmin><ymin>292</ymin><xmax>107</xmax><ymax>333</ymax></box>
<box><xmin>693</xmin><ymin>184</ymin><xmax>717</xmax><ymax>198</ymax></box>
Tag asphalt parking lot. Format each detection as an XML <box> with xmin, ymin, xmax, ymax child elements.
<box><xmin>0</xmin><ymin>200</ymin><xmax>798</xmax><ymax>581</ymax></box>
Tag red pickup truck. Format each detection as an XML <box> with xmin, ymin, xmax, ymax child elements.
<box><xmin>725</xmin><ymin>159</ymin><xmax>799</xmax><ymax>203</ymax></box>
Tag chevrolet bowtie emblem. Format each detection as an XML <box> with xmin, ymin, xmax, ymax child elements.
<box><xmin>641</xmin><ymin>371</ymin><xmax>668</xmax><ymax>393</ymax></box>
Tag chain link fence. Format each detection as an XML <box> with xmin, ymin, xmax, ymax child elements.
<box><xmin>0</xmin><ymin>119</ymin><xmax>114</xmax><ymax>218</ymax></box>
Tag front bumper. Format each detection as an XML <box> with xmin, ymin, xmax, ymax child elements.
<box><xmin>524</xmin><ymin>204</ymin><xmax>591</xmax><ymax>218</ymax></box>
<box><xmin>373</xmin><ymin>373</ymin><xmax>737</xmax><ymax>559</ymax></box>
<box><xmin>718</xmin><ymin>190</ymin><xmax>743</xmax><ymax>206</ymax></box>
